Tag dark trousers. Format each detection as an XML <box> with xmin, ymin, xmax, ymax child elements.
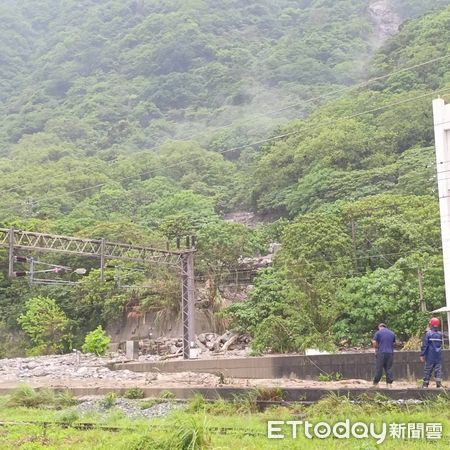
<box><xmin>423</xmin><ymin>362</ymin><xmax>442</xmax><ymax>383</ymax></box>
<box><xmin>373</xmin><ymin>352</ymin><xmax>394</xmax><ymax>384</ymax></box>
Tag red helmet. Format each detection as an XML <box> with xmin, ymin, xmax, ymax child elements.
<box><xmin>429</xmin><ymin>318</ymin><xmax>440</xmax><ymax>328</ymax></box>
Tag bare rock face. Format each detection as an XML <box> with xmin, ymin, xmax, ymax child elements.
<box><xmin>369</xmin><ymin>0</ymin><xmax>401</xmax><ymax>43</ymax></box>
<box><xmin>223</xmin><ymin>211</ymin><xmax>258</xmax><ymax>227</ymax></box>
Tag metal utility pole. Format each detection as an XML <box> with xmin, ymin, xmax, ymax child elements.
<box><xmin>417</xmin><ymin>268</ymin><xmax>426</xmax><ymax>313</ymax></box>
<box><xmin>432</xmin><ymin>98</ymin><xmax>450</xmax><ymax>347</ymax></box>
<box><xmin>8</xmin><ymin>227</ymin><xmax>14</xmax><ymax>278</ymax></box>
<box><xmin>350</xmin><ymin>217</ymin><xmax>358</xmax><ymax>273</ymax></box>
<box><xmin>181</xmin><ymin>251</ymin><xmax>195</xmax><ymax>359</ymax></box>
<box><xmin>100</xmin><ymin>238</ymin><xmax>106</xmax><ymax>282</ymax></box>
<box><xmin>28</xmin><ymin>257</ymin><xmax>35</xmax><ymax>287</ymax></box>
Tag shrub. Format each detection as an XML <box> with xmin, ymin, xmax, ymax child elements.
<box><xmin>101</xmin><ymin>392</ymin><xmax>117</xmax><ymax>409</ymax></box>
<box><xmin>17</xmin><ymin>296</ymin><xmax>69</xmax><ymax>355</ymax></box>
<box><xmin>252</xmin><ymin>316</ymin><xmax>301</xmax><ymax>353</ymax></box>
<box><xmin>81</xmin><ymin>325</ymin><xmax>111</xmax><ymax>356</ymax></box>
<box><xmin>54</xmin><ymin>390</ymin><xmax>78</xmax><ymax>408</ymax></box>
<box><xmin>58</xmin><ymin>410</ymin><xmax>80</xmax><ymax>425</ymax></box>
<box><xmin>205</xmin><ymin>399</ymin><xmax>236</xmax><ymax>416</ymax></box>
<box><xmin>318</xmin><ymin>372</ymin><xmax>343</xmax><ymax>382</ymax></box>
<box><xmin>255</xmin><ymin>387</ymin><xmax>284</xmax><ymax>401</ymax></box>
<box><xmin>7</xmin><ymin>385</ymin><xmax>54</xmax><ymax>408</ymax></box>
<box><xmin>130</xmin><ymin>434</ymin><xmax>167</xmax><ymax>450</ymax></box>
<box><xmin>7</xmin><ymin>385</ymin><xmax>78</xmax><ymax>409</ymax></box>
<box><xmin>159</xmin><ymin>390</ymin><xmax>175</xmax><ymax>399</ymax></box>
<box><xmin>140</xmin><ymin>399</ymin><xmax>163</xmax><ymax>409</ymax></box>
<box><xmin>186</xmin><ymin>393</ymin><xmax>206</xmax><ymax>413</ymax></box>
<box><xmin>125</xmin><ymin>387</ymin><xmax>145</xmax><ymax>399</ymax></box>
<box><xmin>169</xmin><ymin>416</ymin><xmax>211</xmax><ymax>450</ymax></box>
<box><xmin>232</xmin><ymin>391</ymin><xmax>258</xmax><ymax>414</ymax></box>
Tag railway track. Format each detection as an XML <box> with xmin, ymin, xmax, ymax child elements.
<box><xmin>0</xmin><ymin>420</ymin><xmax>265</xmax><ymax>436</ymax></box>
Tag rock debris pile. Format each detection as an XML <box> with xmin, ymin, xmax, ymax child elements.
<box><xmin>139</xmin><ymin>332</ymin><xmax>250</xmax><ymax>358</ymax></box>
<box><xmin>0</xmin><ymin>353</ymin><xmax>144</xmax><ymax>382</ymax></box>
<box><xmin>75</xmin><ymin>397</ymin><xmax>181</xmax><ymax>419</ymax></box>
<box><xmin>0</xmin><ymin>353</ymin><xmax>225</xmax><ymax>387</ymax></box>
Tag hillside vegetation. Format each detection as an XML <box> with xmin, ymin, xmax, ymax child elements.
<box><xmin>0</xmin><ymin>1</ymin><xmax>449</xmax><ymax>355</ymax></box>
<box><xmin>1</xmin><ymin>0</ymin><xmax>448</xmax><ymax>154</ymax></box>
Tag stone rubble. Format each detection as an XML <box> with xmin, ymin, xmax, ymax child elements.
<box><xmin>0</xmin><ymin>352</ymin><xmax>227</xmax><ymax>388</ymax></box>
<box><xmin>0</xmin><ymin>353</ymin><xmax>146</xmax><ymax>382</ymax></box>
<box><xmin>138</xmin><ymin>332</ymin><xmax>250</xmax><ymax>358</ymax></box>
<box><xmin>0</xmin><ymin>352</ymin><xmax>419</xmax><ymax>391</ymax></box>
<box><xmin>75</xmin><ymin>397</ymin><xmax>181</xmax><ymax>419</ymax></box>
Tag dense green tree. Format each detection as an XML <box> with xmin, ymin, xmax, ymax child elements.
<box><xmin>17</xmin><ymin>296</ymin><xmax>69</xmax><ymax>355</ymax></box>
<box><xmin>0</xmin><ymin>2</ymin><xmax>449</xmax><ymax>355</ymax></box>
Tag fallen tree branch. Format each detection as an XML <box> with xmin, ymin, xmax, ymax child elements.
<box><xmin>221</xmin><ymin>334</ymin><xmax>238</xmax><ymax>352</ymax></box>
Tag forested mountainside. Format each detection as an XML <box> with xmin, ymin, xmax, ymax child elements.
<box><xmin>0</xmin><ymin>1</ymin><xmax>449</xmax><ymax>356</ymax></box>
<box><xmin>250</xmin><ymin>6</ymin><xmax>450</xmax><ymax>215</ymax></box>
<box><xmin>1</xmin><ymin>0</ymin><xmax>448</xmax><ymax>155</ymax></box>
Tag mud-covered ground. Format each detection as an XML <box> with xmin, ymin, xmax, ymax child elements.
<box><xmin>0</xmin><ymin>353</ymin><xmax>418</xmax><ymax>391</ymax></box>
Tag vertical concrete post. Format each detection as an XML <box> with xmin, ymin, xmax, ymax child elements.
<box><xmin>126</xmin><ymin>340</ymin><xmax>139</xmax><ymax>360</ymax></box>
<box><xmin>433</xmin><ymin>98</ymin><xmax>450</xmax><ymax>348</ymax></box>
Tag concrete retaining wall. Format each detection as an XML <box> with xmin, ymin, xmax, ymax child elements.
<box><xmin>111</xmin><ymin>351</ymin><xmax>450</xmax><ymax>381</ymax></box>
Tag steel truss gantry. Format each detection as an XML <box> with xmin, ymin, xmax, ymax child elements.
<box><xmin>0</xmin><ymin>228</ymin><xmax>195</xmax><ymax>359</ymax></box>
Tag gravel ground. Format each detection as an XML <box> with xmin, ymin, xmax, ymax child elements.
<box><xmin>75</xmin><ymin>397</ymin><xmax>181</xmax><ymax>419</ymax></box>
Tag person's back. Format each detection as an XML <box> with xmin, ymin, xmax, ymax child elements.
<box><xmin>373</xmin><ymin>326</ymin><xmax>395</xmax><ymax>353</ymax></box>
<box><xmin>421</xmin><ymin>318</ymin><xmax>444</xmax><ymax>388</ymax></box>
<box><xmin>372</xmin><ymin>323</ymin><xmax>396</xmax><ymax>387</ymax></box>
<box><xmin>422</xmin><ymin>329</ymin><xmax>443</xmax><ymax>363</ymax></box>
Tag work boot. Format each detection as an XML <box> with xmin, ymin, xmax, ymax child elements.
<box><xmin>436</xmin><ymin>381</ymin><xmax>443</xmax><ymax>389</ymax></box>
<box><xmin>371</xmin><ymin>382</ymin><xmax>379</xmax><ymax>389</ymax></box>
<box><xmin>421</xmin><ymin>381</ymin><xmax>429</xmax><ymax>389</ymax></box>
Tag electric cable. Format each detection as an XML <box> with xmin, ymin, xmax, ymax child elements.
<box><xmin>2</xmin><ymin>55</ymin><xmax>448</xmax><ymax>199</ymax></box>
<box><xmin>4</xmin><ymin>88</ymin><xmax>449</xmax><ymax>210</ymax></box>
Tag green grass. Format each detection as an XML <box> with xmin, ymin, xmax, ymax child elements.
<box><xmin>0</xmin><ymin>389</ymin><xmax>448</xmax><ymax>449</ymax></box>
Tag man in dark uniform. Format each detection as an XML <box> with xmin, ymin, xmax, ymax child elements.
<box><xmin>372</xmin><ymin>323</ymin><xmax>396</xmax><ymax>388</ymax></box>
<box><xmin>420</xmin><ymin>317</ymin><xmax>444</xmax><ymax>388</ymax></box>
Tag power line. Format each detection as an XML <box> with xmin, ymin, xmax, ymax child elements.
<box><xmin>194</xmin><ymin>248</ymin><xmax>442</xmax><ymax>279</ymax></box>
<box><xmin>0</xmin><ymin>161</ymin><xmax>113</xmax><ymax>196</ymax></box>
<box><xmin>243</xmin><ymin>55</ymin><xmax>450</xmax><ymax>117</ymax></box>
<box><xmin>195</xmin><ymin>250</ymin><xmax>441</xmax><ymax>285</ymax></box>
<box><xmin>70</xmin><ymin>55</ymin><xmax>450</xmax><ymax>155</ymax></box>
<box><xmin>3</xmin><ymin>54</ymin><xmax>448</xmax><ymax>196</ymax></box>
<box><xmin>108</xmin><ymin>54</ymin><xmax>450</xmax><ymax>150</ymax></box>
<box><xmin>5</xmin><ymin>88</ymin><xmax>448</xmax><ymax>211</ymax></box>
<box><xmin>139</xmin><ymin>54</ymin><xmax>450</xmax><ymax>148</ymax></box>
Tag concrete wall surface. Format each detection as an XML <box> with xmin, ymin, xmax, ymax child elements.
<box><xmin>112</xmin><ymin>351</ymin><xmax>450</xmax><ymax>381</ymax></box>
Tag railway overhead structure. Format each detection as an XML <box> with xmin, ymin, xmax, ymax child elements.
<box><xmin>0</xmin><ymin>228</ymin><xmax>195</xmax><ymax>359</ymax></box>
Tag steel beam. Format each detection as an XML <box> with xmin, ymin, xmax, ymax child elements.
<box><xmin>0</xmin><ymin>228</ymin><xmax>182</xmax><ymax>266</ymax></box>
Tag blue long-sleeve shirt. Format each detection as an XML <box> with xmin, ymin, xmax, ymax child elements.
<box><xmin>373</xmin><ymin>327</ymin><xmax>396</xmax><ymax>353</ymax></box>
<box><xmin>420</xmin><ymin>329</ymin><xmax>443</xmax><ymax>364</ymax></box>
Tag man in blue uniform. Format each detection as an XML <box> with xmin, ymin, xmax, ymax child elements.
<box><xmin>372</xmin><ymin>323</ymin><xmax>396</xmax><ymax>387</ymax></box>
<box><xmin>420</xmin><ymin>317</ymin><xmax>443</xmax><ymax>389</ymax></box>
